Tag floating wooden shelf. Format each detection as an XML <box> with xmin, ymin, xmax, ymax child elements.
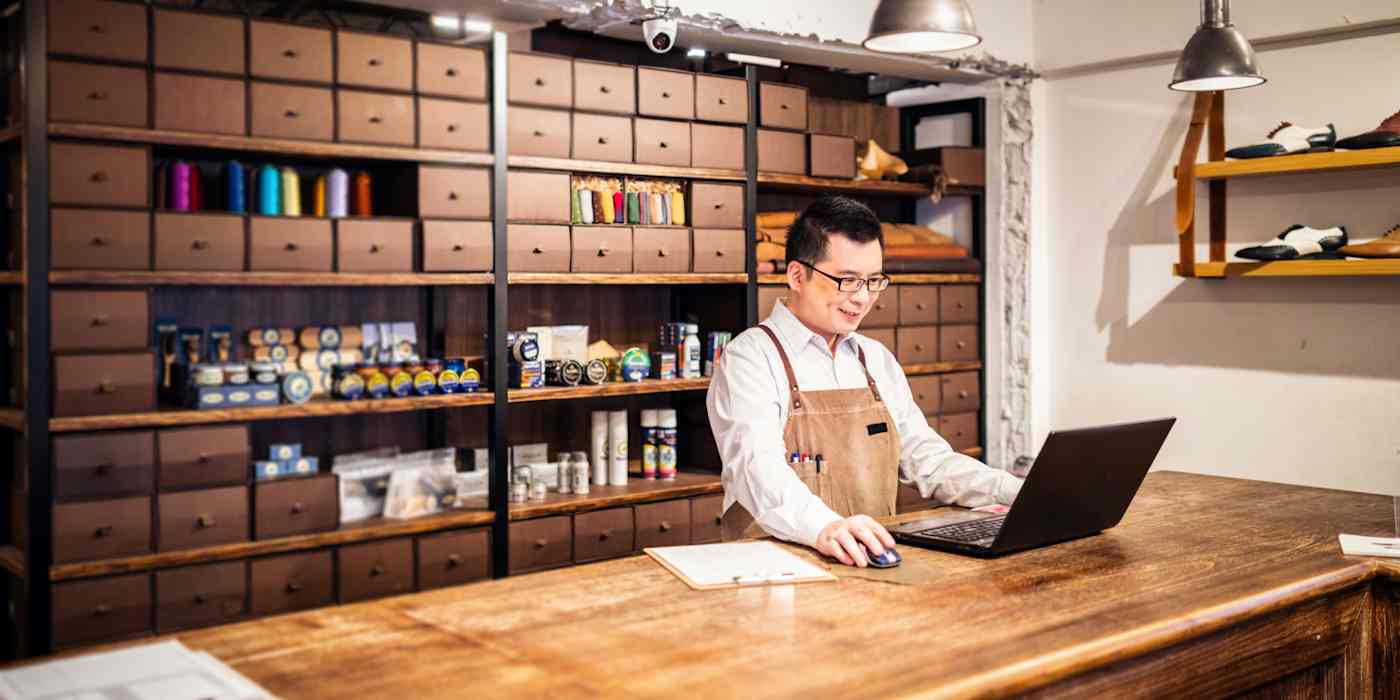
<box><xmin>509</xmin><ymin>273</ymin><xmax>746</xmax><ymax>285</ymax></box>
<box><xmin>0</xmin><ymin>408</ymin><xmax>24</xmax><ymax>431</ymax></box>
<box><xmin>50</xmin><ymin>271</ymin><xmax>495</xmax><ymax>286</ymax></box>
<box><xmin>508</xmin><ymin>471</ymin><xmax>721</xmax><ymax>520</ymax></box>
<box><xmin>758</xmin><ymin>272</ymin><xmax>981</xmax><ymax>285</ymax></box>
<box><xmin>49</xmin><ymin>505</ymin><xmax>495</xmax><ymax>581</ymax></box>
<box><xmin>757</xmin><ymin>173</ymin><xmax>936</xmax><ymax>197</ymax></box>
<box><xmin>508</xmin><ymin>155</ymin><xmax>746</xmax><ymax>181</ymax></box>
<box><xmin>0</xmin><ymin>545</ymin><xmax>24</xmax><ymax>577</ymax></box>
<box><xmin>1175</xmin><ymin>259</ymin><xmax>1400</xmax><ymax>279</ymax></box>
<box><xmin>1193</xmin><ymin>145</ymin><xmax>1400</xmax><ymax>180</ymax></box>
<box><xmin>902</xmin><ymin>361</ymin><xmax>982</xmax><ymax>376</ymax></box>
<box><xmin>0</xmin><ymin>271</ymin><xmax>22</xmax><ymax>285</ymax></box>
<box><xmin>49</xmin><ymin>393</ymin><xmax>494</xmax><ymax>433</ymax></box>
<box><xmin>508</xmin><ymin>378</ymin><xmax>709</xmax><ymax>404</ymax></box>
<box><xmin>0</xmin><ymin>122</ymin><xmax>19</xmax><ymax>144</ymax></box>
<box><xmin>49</xmin><ymin>123</ymin><xmax>495</xmax><ymax>166</ymax></box>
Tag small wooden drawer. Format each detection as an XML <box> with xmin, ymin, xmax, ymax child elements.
<box><xmin>574</xmin><ymin>507</ymin><xmax>635</xmax><ymax>563</ymax></box>
<box><xmin>863</xmin><ymin>294</ymin><xmax>899</xmax><ymax>328</ymax></box>
<box><xmin>690</xmin><ymin>494</ymin><xmax>724</xmax><ymax>544</ymax></box>
<box><xmin>157</xmin><ymin>425</ymin><xmax>249</xmax><ymax>491</ymax></box>
<box><xmin>153</xmin><ymin>72</ymin><xmax>247</xmax><ymax>136</ymax></box>
<box><xmin>49</xmin><ymin>0</ymin><xmax>148</xmax><ymax>63</ymax></box>
<box><xmin>157</xmin><ymin>485</ymin><xmax>249</xmax><ymax>551</ymax></box>
<box><xmin>419</xmin><ymin>166</ymin><xmax>492</xmax><ymax>219</ymax></box>
<box><xmin>417</xmin><ymin>43</ymin><xmax>487</xmax><ymax>100</ymax></box>
<box><xmin>690</xmin><ymin>182</ymin><xmax>743</xmax><ymax>229</ymax></box>
<box><xmin>336</xmin><ymin>30</ymin><xmax>412</xmax><ymax>91</ymax></box>
<box><xmin>423</xmin><ymin>220</ymin><xmax>492</xmax><ymax>272</ymax></box>
<box><xmin>634</xmin><ymin>118</ymin><xmax>692</xmax><ymax>167</ymax></box>
<box><xmin>508</xmin><ymin>52</ymin><xmax>572</xmax><ymax>108</ymax></box>
<box><xmin>940</xmin><ymin>285</ymin><xmax>979</xmax><ymax>323</ymax></box>
<box><xmin>154</xmin><ymin>8</ymin><xmax>245</xmax><ymax>75</ymax></box>
<box><xmin>692</xmin><ymin>229</ymin><xmax>744</xmax><ymax>273</ymax></box>
<box><xmin>249</xmin><ymin>216</ymin><xmax>333</xmax><ymax>272</ymax></box>
<box><xmin>52</xmin><ymin>574</ymin><xmax>152</xmax><ymax>648</ymax></box>
<box><xmin>52</xmin><ymin>209</ymin><xmax>151</xmax><ymax>270</ymax></box>
<box><xmin>939</xmin><ymin>324</ymin><xmax>979</xmax><ymax>362</ymax></box>
<box><xmin>757</xmin><ymin>286</ymin><xmax>785</xmax><ymax>320</ymax></box>
<box><xmin>635</xmin><ymin>499</ymin><xmax>690</xmax><ymax>550</ymax></box>
<box><xmin>939</xmin><ymin>413</ymin><xmax>980</xmax><ymax>452</ymax></box>
<box><xmin>572</xmin><ymin>112</ymin><xmax>632</xmax><ymax>163</ymax></box>
<box><xmin>254</xmin><ymin>473</ymin><xmax>338</xmax><ymax>540</ymax></box>
<box><xmin>54</xmin><ymin>352</ymin><xmax>156</xmax><ymax>417</ymax></box>
<box><xmin>49</xmin><ymin>61</ymin><xmax>147</xmax><ymax>127</ymax></box>
<box><xmin>508</xmin><ymin>105</ymin><xmax>571</xmax><ymax>158</ymax></box>
<box><xmin>691</xmin><ymin>124</ymin><xmax>744</xmax><ymax>171</ymax></box>
<box><xmin>250</xmin><ymin>81</ymin><xmax>334</xmax><ymax>142</ymax></box>
<box><xmin>759</xmin><ymin>82</ymin><xmax>808</xmax><ymax>131</ymax></box>
<box><xmin>51</xmin><ymin>143</ymin><xmax>149</xmax><ymax>207</ymax></box>
<box><xmin>51</xmin><ymin>290</ymin><xmax>149</xmax><ymax>352</ymax></box>
<box><xmin>337</xmin><ymin>90</ymin><xmax>414</xmax><ymax>146</ymax></box>
<box><xmin>633</xmin><ymin>227</ymin><xmax>690</xmax><ymax>274</ymax></box>
<box><xmin>337</xmin><ymin>218</ymin><xmax>414</xmax><ymax>272</ymax></box>
<box><xmin>941</xmin><ymin>371</ymin><xmax>980</xmax><ymax>414</ymax></box>
<box><xmin>250</xmin><ymin>550</ymin><xmax>334</xmax><ymax>616</ymax></box>
<box><xmin>338</xmin><ymin>537</ymin><xmax>414</xmax><ymax>603</ymax></box>
<box><xmin>54</xmin><ymin>431</ymin><xmax>155</xmax><ymax>502</ymax></box>
<box><xmin>156</xmin><ymin>560</ymin><xmax>247</xmax><ymax>632</ymax></box>
<box><xmin>417</xmin><ymin>97</ymin><xmax>489</xmax><ymax>152</ymax></box>
<box><xmin>250</xmin><ymin>20</ymin><xmax>332</xmax><ymax>83</ymax></box>
<box><xmin>154</xmin><ymin>212</ymin><xmax>245</xmax><ymax>271</ymax></box>
<box><xmin>572</xmin><ymin>226</ymin><xmax>632</xmax><ymax>274</ymax></box>
<box><xmin>695</xmin><ymin>75</ymin><xmax>747</xmax><ymax>124</ymax></box>
<box><xmin>509</xmin><ymin>515</ymin><xmax>572</xmax><ymax>574</ymax></box>
<box><xmin>908</xmin><ymin>375</ymin><xmax>941</xmax><ymax>416</ymax></box>
<box><xmin>810</xmin><ymin>133</ymin><xmax>856</xmax><ymax>179</ymax></box>
<box><xmin>637</xmin><ymin>67</ymin><xmax>694</xmax><ymax>120</ymax></box>
<box><xmin>899</xmin><ymin>285</ymin><xmax>939</xmax><ymax>325</ymax></box>
<box><xmin>507</xmin><ymin>225</ymin><xmax>570</xmax><ymax>273</ymax></box>
<box><xmin>574</xmin><ymin>59</ymin><xmax>636</xmax><ymax>114</ymax></box>
<box><xmin>758</xmin><ymin>129</ymin><xmax>807</xmax><ymax>174</ymax></box>
<box><xmin>896</xmin><ymin>326</ymin><xmax>938</xmax><ymax>365</ymax></box>
<box><xmin>53</xmin><ymin>496</ymin><xmax>151</xmax><ymax>563</ymax></box>
<box><xmin>928</xmin><ymin>146</ymin><xmax>985</xmax><ymax>187</ymax></box>
<box><xmin>417</xmin><ymin>528</ymin><xmax>491</xmax><ymax>591</ymax></box>
<box><xmin>506</xmin><ymin>170</ymin><xmax>569</xmax><ymax>222</ymax></box>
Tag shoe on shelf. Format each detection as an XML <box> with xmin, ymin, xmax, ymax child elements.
<box><xmin>1336</xmin><ymin>111</ymin><xmax>1400</xmax><ymax>150</ymax></box>
<box><xmin>1225</xmin><ymin>122</ymin><xmax>1337</xmax><ymax>159</ymax></box>
<box><xmin>1235</xmin><ymin>225</ymin><xmax>1348</xmax><ymax>261</ymax></box>
<box><xmin>1339</xmin><ymin>224</ymin><xmax>1400</xmax><ymax>258</ymax></box>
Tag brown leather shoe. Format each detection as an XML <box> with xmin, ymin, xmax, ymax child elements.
<box><xmin>1337</xmin><ymin>110</ymin><xmax>1400</xmax><ymax>149</ymax></box>
<box><xmin>1339</xmin><ymin>224</ymin><xmax>1400</xmax><ymax>258</ymax></box>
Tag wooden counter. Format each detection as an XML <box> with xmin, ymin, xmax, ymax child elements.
<box><xmin>46</xmin><ymin>472</ymin><xmax>1400</xmax><ymax>697</ymax></box>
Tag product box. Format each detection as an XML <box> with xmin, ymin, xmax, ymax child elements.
<box><xmin>509</xmin><ymin>443</ymin><xmax>549</xmax><ymax>466</ymax></box>
<box><xmin>270</xmin><ymin>443</ymin><xmax>302</xmax><ymax>461</ymax></box>
<box><xmin>254</xmin><ymin>460</ymin><xmax>282</xmax><ymax>481</ymax></box>
<box><xmin>528</xmin><ymin>325</ymin><xmax>590</xmax><ymax>362</ymax></box>
<box><xmin>281</xmin><ymin>456</ymin><xmax>318</xmax><ymax>477</ymax></box>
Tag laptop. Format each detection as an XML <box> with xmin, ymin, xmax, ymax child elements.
<box><xmin>892</xmin><ymin>418</ymin><xmax>1176</xmax><ymax>557</ymax></box>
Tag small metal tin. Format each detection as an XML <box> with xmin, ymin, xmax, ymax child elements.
<box><xmin>222</xmin><ymin>363</ymin><xmax>251</xmax><ymax>385</ymax></box>
<box><xmin>582</xmin><ymin>359</ymin><xmax>609</xmax><ymax>385</ymax></box>
<box><xmin>529</xmin><ymin>480</ymin><xmax>547</xmax><ymax>501</ymax></box>
<box><xmin>510</xmin><ymin>481</ymin><xmax>528</xmax><ymax>503</ymax></box>
<box><xmin>281</xmin><ymin>371</ymin><xmax>314</xmax><ymax>405</ymax></box>
<box><xmin>250</xmin><ymin>361</ymin><xmax>279</xmax><ymax>385</ymax></box>
<box><xmin>192</xmin><ymin>363</ymin><xmax>224</xmax><ymax>387</ymax></box>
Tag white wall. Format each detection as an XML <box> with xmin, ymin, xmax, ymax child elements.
<box><xmin>1034</xmin><ymin>3</ymin><xmax>1400</xmax><ymax>495</ymax></box>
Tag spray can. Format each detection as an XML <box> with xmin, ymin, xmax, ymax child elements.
<box><xmin>658</xmin><ymin>409</ymin><xmax>678</xmax><ymax>480</ymax></box>
<box><xmin>640</xmin><ymin>409</ymin><xmax>659</xmax><ymax>480</ymax></box>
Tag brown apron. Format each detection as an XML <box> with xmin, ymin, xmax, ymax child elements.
<box><xmin>722</xmin><ymin>325</ymin><xmax>903</xmax><ymax>541</ymax></box>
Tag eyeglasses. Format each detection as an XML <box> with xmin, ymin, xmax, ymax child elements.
<box><xmin>798</xmin><ymin>260</ymin><xmax>891</xmax><ymax>293</ymax></box>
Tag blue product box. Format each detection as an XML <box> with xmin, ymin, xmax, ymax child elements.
<box><xmin>254</xmin><ymin>460</ymin><xmax>283</xmax><ymax>481</ymax></box>
<box><xmin>280</xmin><ymin>456</ymin><xmax>318</xmax><ymax>477</ymax></box>
<box><xmin>192</xmin><ymin>386</ymin><xmax>231</xmax><ymax>410</ymax></box>
<box><xmin>269</xmin><ymin>443</ymin><xmax>302</xmax><ymax>461</ymax></box>
<box><xmin>250</xmin><ymin>383</ymin><xmax>281</xmax><ymax>406</ymax></box>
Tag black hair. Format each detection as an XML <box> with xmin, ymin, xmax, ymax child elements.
<box><xmin>784</xmin><ymin>195</ymin><xmax>884</xmax><ymax>267</ymax></box>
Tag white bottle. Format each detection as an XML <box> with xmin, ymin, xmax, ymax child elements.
<box><xmin>590</xmin><ymin>410</ymin><xmax>609</xmax><ymax>486</ymax></box>
<box><xmin>609</xmin><ymin>409</ymin><xmax>628</xmax><ymax>485</ymax></box>
<box><xmin>682</xmin><ymin>324</ymin><xmax>701</xmax><ymax>379</ymax></box>
<box><xmin>571</xmin><ymin>450</ymin><xmax>590</xmax><ymax>494</ymax></box>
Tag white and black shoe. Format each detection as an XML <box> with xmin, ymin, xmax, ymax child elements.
<box><xmin>1225</xmin><ymin>122</ymin><xmax>1337</xmax><ymax>159</ymax></box>
<box><xmin>1235</xmin><ymin>225</ymin><xmax>1348</xmax><ymax>261</ymax></box>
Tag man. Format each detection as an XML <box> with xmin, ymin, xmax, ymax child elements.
<box><xmin>707</xmin><ymin>196</ymin><xmax>1023</xmax><ymax>567</ymax></box>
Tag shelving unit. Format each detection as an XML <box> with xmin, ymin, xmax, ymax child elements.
<box><xmin>509</xmin><ymin>273</ymin><xmax>746</xmax><ymax>285</ymax></box>
<box><xmin>508</xmin><ymin>155</ymin><xmax>746</xmax><ymax>181</ymax></box>
<box><xmin>757</xmin><ymin>173</ymin><xmax>937</xmax><ymax>197</ymax></box>
<box><xmin>508</xmin><ymin>378</ymin><xmax>709</xmax><ymax>404</ymax></box>
<box><xmin>507</xmin><ymin>472</ymin><xmax>721</xmax><ymax>520</ymax></box>
<box><xmin>902</xmin><ymin>361</ymin><xmax>982</xmax><ymax>376</ymax></box>
<box><xmin>48</xmin><ymin>394</ymin><xmax>497</xmax><ymax>433</ymax></box>
<box><xmin>1173</xmin><ymin>259</ymin><xmax>1400</xmax><ymax>278</ymax></box>
<box><xmin>757</xmin><ymin>273</ymin><xmax>981</xmax><ymax>285</ymax></box>
<box><xmin>49</xmin><ymin>271</ymin><xmax>496</xmax><ymax>286</ymax></box>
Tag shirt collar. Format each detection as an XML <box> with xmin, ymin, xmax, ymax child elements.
<box><xmin>769</xmin><ymin>298</ymin><xmax>859</xmax><ymax>358</ymax></box>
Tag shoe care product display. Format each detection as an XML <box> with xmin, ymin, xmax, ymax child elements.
<box><xmin>519</xmin><ymin>323</ymin><xmax>729</xmax><ymax>388</ymax></box>
<box><xmin>253</xmin><ymin>443</ymin><xmax>320</xmax><ymax>482</ymax></box>
<box><xmin>1235</xmin><ymin>225</ymin><xmax>1348</xmax><ymax>261</ymax></box>
<box><xmin>1339</xmin><ymin>224</ymin><xmax>1400</xmax><ymax>258</ymax></box>
<box><xmin>1225</xmin><ymin>122</ymin><xmax>1337</xmax><ymax>159</ymax></box>
<box><xmin>1336</xmin><ymin>110</ymin><xmax>1400</xmax><ymax>150</ymax></box>
<box><xmin>155</xmin><ymin>161</ymin><xmax>373</xmax><ymax>217</ymax></box>
<box><xmin>569</xmin><ymin>176</ymin><xmax>687</xmax><ymax>226</ymax></box>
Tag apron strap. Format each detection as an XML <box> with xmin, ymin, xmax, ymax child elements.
<box><xmin>856</xmin><ymin>344</ymin><xmax>883</xmax><ymax>402</ymax></box>
<box><xmin>757</xmin><ymin>325</ymin><xmax>803</xmax><ymax>409</ymax></box>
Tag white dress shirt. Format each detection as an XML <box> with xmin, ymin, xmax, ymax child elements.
<box><xmin>706</xmin><ymin>298</ymin><xmax>1023</xmax><ymax>547</ymax></box>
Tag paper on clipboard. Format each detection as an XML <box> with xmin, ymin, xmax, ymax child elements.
<box><xmin>645</xmin><ymin>541</ymin><xmax>837</xmax><ymax>590</ymax></box>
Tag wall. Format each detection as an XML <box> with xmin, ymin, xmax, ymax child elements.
<box><xmin>1034</xmin><ymin>2</ymin><xmax>1400</xmax><ymax>495</ymax></box>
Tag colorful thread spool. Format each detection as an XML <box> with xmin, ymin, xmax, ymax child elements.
<box><xmin>225</xmin><ymin>161</ymin><xmax>246</xmax><ymax>213</ymax></box>
<box><xmin>327</xmin><ymin>169</ymin><xmax>349</xmax><ymax>218</ymax></box>
<box><xmin>258</xmin><ymin>164</ymin><xmax>282</xmax><ymax>216</ymax></box>
<box><xmin>281</xmin><ymin>168</ymin><xmax>301</xmax><ymax>216</ymax></box>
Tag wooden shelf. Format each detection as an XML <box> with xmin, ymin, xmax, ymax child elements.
<box><xmin>902</xmin><ymin>361</ymin><xmax>982</xmax><ymax>376</ymax></box>
<box><xmin>1175</xmin><ymin>259</ymin><xmax>1400</xmax><ymax>279</ymax></box>
<box><xmin>962</xmin><ymin>446</ymin><xmax>983</xmax><ymax>458</ymax></box>
<box><xmin>509</xmin><ymin>273</ymin><xmax>746</xmax><ymax>285</ymax></box>
<box><xmin>508</xmin><ymin>378</ymin><xmax>709</xmax><ymax>404</ymax></box>
<box><xmin>757</xmin><ymin>173</ymin><xmax>937</xmax><ymax>197</ymax></box>
<box><xmin>507</xmin><ymin>155</ymin><xmax>746</xmax><ymax>181</ymax></box>
<box><xmin>0</xmin><ymin>545</ymin><xmax>23</xmax><ymax>578</ymax></box>
<box><xmin>0</xmin><ymin>122</ymin><xmax>19</xmax><ymax>145</ymax></box>
<box><xmin>508</xmin><ymin>471</ymin><xmax>721</xmax><ymax>520</ymax></box>
<box><xmin>1193</xmin><ymin>145</ymin><xmax>1400</xmax><ymax>180</ymax></box>
<box><xmin>758</xmin><ymin>273</ymin><xmax>981</xmax><ymax>285</ymax></box>
<box><xmin>49</xmin><ymin>393</ymin><xmax>494</xmax><ymax>433</ymax></box>
<box><xmin>50</xmin><ymin>506</ymin><xmax>495</xmax><ymax>581</ymax></box>
<box><xmin>0</xmin><ymin>271</ymin><xmax>22</xmax><ymax>285</ymax></box>
<box><xmin>49</xmin><ymin>123</ymin><xmax>495</xmax><ymax>166</ymax></box>
<box><xmin>0</xmin><ymin>408</ymin><xmax>23</xmax><ymax>431</ymax></box>
<box><xmin>49</xmin><ymin>270</ymin><xmax>495</xmax><ymax>286</ymax></box>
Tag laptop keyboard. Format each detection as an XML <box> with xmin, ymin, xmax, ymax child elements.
<box><xmin>916</xmin><ymin>515</ymin><xmax>1006</xmax><ymax>545</ymax></box>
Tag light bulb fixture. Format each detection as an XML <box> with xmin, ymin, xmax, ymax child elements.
<box><xmin>463</xmin><ymin>19</ymin><xmax>493</xmax><ymax>33</ymax></box>
<box><xmin>863</xmin><ymin>0</ymin><xmax>982</xmax><ymax>54</ymax></box>
<box><xmin>1169</xmin><ymin>0</ymin><xmax>1264</xmax><ymax>91</ymax></box>
<box><xmin>686</xmin><ymin>48</ymin><xmax>707</xmax><ymax>59</ymax></box>
<box><xmin>430</xmin><ymin>15</ymin><xmax>461</xmax><ymax>33</ymax></box>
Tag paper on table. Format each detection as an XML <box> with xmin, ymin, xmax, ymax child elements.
<box><xmin>0</xmin><ymin>640</ymin><xmax>271</xmax><ymax>700</ymax></box>
<box><xmin>1339</xmin><ymin>533</ymin><xmax>1400</xmax><ymax>559</ymax></box>
<box><xmin>646</xmin><ymin>541</ymin><xmax>836</xmax><ymax>590</ymax></box>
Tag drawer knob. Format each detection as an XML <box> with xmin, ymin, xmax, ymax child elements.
<box><xmin>285</xmin><ymin>582</ymin><xmax>303</xmax><ymax>593</ymax></box>
<box><xmin>370</xmin><ymin>564</ymin><xmax>385</xmax><ymax>576</ymax></box>
<box><xmin>957</xmin><ymin>302</ymin><xmax>966</xmax><ymax>309</ymax></box>
<box><xmin>196</xmin><ymin>453</ymin><xmax>211</xmax><ymax>464</ymax></box>
<box><xmin>370</xmin><ymin>244</ymin><xmax>383</xmax><ymax>253</ymax></box>
<box><xmin>956</xmin><ymin>341</ymin><xmax>967</xmax><ymax>349</ymax></box>
<box><xmin>600</xmin><ymin>85</ymin><xmax>611</xmax><ymax>94</ymax></box>
<box><xmin>914</xmin><ymin>344</ymin><xmax>924</xmax><ymax>351</ymax></box>
<box><xmin>959</xmin><ymin>390</ymin><xmax>969</xmax><ymax>399</ymax></box>
<box><xmin>194</xmin><ymin>593</ymin><xmax>208</xmax><ymax>604</ymax></box>
<box><xmin>283</xmin><ymin>48</ymin><xmax>298</xmax><ymax>58</ymax></box>
<box><xmin>192</xmin><ymin>240</ymin><xmax>210</xmax><ymax>250</ymax></box>
<box><xmin>531</xmin><ymin>247</ymin><xmax>543</xmax><ymax>255</ymax></box>
<box><xmin>284</xmin><ymin>109</ymin><xmax>299</xmax><ymax>118</ymax></box>
<box><xmin>715</xmin><ymin>250</ymin><xmax>725</xmax><ymax>257</ymax></box>
<box><xmin>369</xmin><ymin>116</ymin><xmax>383</xmax><ymax>124</ymax></box>
<box><xmin>93</xmin><ymin>604</ymin><xmax>112</xmax><ymax>616</ymax></box>
<box><xmin>285</xmin><ymin>242</ymin><xmax>299</xmax><ymax>251</ymax></box>
<box><xmin>96</xmin><ymin>381</ymin><xmax>116</xmax><ymax>394</ymax></box>
<box><xmin>714</xmin><ymin>515</ymin><xmax>723</xmax><ymax>526</ymax></box>
<box><xmin>448</xmin><ymin>191</ymin><xmax>460</xmax><ymax>200</ymax></box>
<box><xmin>659</xmin><ymin>521</ymin><xmax>672</xmax><ymax>532</ymax></box>
<box><xmin>534</xmin><ymin>77</ymin><xmax>545</xmax><ymax>87</ymax></box>
<box><xmin>781</xmin><ymin>103</ymin><xmax>790</xmax><ymax>110</ymax></box>
<box><xmin>596</xmin><ymin>247</ymin><xmax>609</xmax><ymax>257</ymax></box>
<box><xmin>90</xmin><ymin>315</ymin><xmax>109</xmax><ymax>327</ymax></box>
<box><xmin>599</xmin><ymin>529</ymin><xmax>612</xmax><ymax>541</ymax></box>
<box><xmin>659</xmin><ymin>141</ymin><xmax>669</xmax><ymax>148</ymax></box>
<box><xmin>290</xmin><ymin>502</ymin><xmax>304</xmax><ymax>514</ymax></box>
<box><xmin>533</xmin><ymin>130</ymin><xmax>545</xmax><ymax>137</ymax></box>
<box><xmin>713</xmin><ymin>203</ymin><xmax>723</xmax><ymax>209</ymax></box>
<box><xmin>446</xmin><ymin>553</ymin><xmax>464</xmax><ymax>567</ymax></box>
<box><xmin>916</xmin><ymin>394</ymin><xmax>926</xmax><ymax>401</ymax></box>
<box><xmin>87</xmin><ymin>91</ymin><xmax>107</xmax><ymax>101</ymax></box>
<box><xmin>88</xmin><ymin>23</ymin><xmax>105</xmax><ymax>34</ymax></box>
<box><xmin>368</xmin><ymin>58</ymin><xmax>382</xmax><ymax>66</ymax></box>
<box><xmin>445</xmin><ymin>67</ymin><xmax>458</xmax><ymax>77</ymax></box>
<box><xmin>196</xmin><ymin>514</ymin><xmax>216</xmax><ymax>528</ymax></box>
<box><xmin>597</xmin><ymin>137</ymin><xmax>608</xmax><ymax>144</ymax></box>
<box><xmin>93</xmin><ymin>525</ymin><xmax>113</xmax><ymax>538</ymax></box>
<box><xmin>661</xmin><ymin>91</ymin><xmax>671</xmax><ymax>99</ymax></box>
<box><xmin>451</xmin><ymin>244</ymin><xmax>464</xmax><ymax>252</ymax></box>
<box><xmin>90</xmin><ymin>235</ymin><xmax>107</xmax><ymax>247</ymax></box>
<box><xmin>534</xmin><ymin>538</ymin><xmax>548</xmax><ymax>549</ymax></box>
<box><xmin>95</xmin><ymin>462</ymin><xmax>113</xmax><ymax>474</ymax></box>
<box><xmin>89</xmin><ymin>171</ymin><xmax>108</xmax><ymax>183</ymax></box>
<box><xmin>447</xmin><ymin>124</ymin><xmax>458</xmax><ymax>132</ymax></box>
<box><xmin>718</xmin><ymin>97</ymin><xmax>729</xmax><ymax>105</ymax></box>
<box><xmin>657</xmin><ymin>249</ymin><xmax>668</xmax><ymax>258</ymax></box>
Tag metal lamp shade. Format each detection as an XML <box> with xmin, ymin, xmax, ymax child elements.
<box><xmin>1169</xmin><ymin>6</ymin><xmax>1264</xmax><ymax>91</ymax></box>
<box><xmin>863</xmin><ymin>0</ymin><xmax>982</xmax><ymax>53</ymax></box>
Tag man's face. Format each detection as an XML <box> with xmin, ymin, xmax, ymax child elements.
<box><xmin>788</xmin><ymin>235</ymin><xmax>884</xmax><ymax>339</ymax></box>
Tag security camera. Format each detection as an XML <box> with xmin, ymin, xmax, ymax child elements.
<box><xmin>642</xmin><ymin>15</ymin><xmax>678</xmax><ymax>54</ymax></box>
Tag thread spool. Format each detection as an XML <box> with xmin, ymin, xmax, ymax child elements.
<box><xmin>281</xmin><ymin>168</ymin><xmax>301</xmax><ymax>216</ymax></box>
<box><xmin>608</xmin><ymin>410</ymin><xmax>628</xmax><ymax>486</ymax></box>
<box><xmin>188</xmin><ymin>165</ymin><xmax>204</xmax><ymax>211</ymax></box>
<box><xmin>590</xmin><ymin>411</ymin><xmax>608</xmax><ymax>486</ymax></box>
<box><xmin>258</xmin><ymin>165</ymin><xmax>282</xmax><ymax>215</ymax></box>
<box><xmin>327</xmin><ymin>169</ymin><xmax>349</xmax><ymax>218</ymax></box>
<box><xmin>169</xmin><ymin>161</ymin><xmax>191</xmax><ymax>211</ymax></box>
<box><xmin>225</xmin><ymin>161</ymin><xmax>246</xmax><ymax>214</ymax></box>
<box><xmin>352</xmin><ymin>172</ymin><xmax>372</xmax><ymax>216</ymax></box>
<box><xmin>313</xmin><ymin>175</ymin><xmax>326</xmax><ymax>217</ymax></box>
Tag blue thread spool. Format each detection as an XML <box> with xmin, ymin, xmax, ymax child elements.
<box><xmin>225</xmin><ymin>161</ymin><xmax>246</xmax><ymax>213</ymax></box>
<box><xmin>258</xmin><ymin>164</ymin><xmax>282</xmax><ymax>216</ymax></box>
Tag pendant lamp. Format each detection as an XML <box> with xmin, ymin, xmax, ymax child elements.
<box><xmin>863</xmin><ymin>0</ymin><xmax>982</xmax><ymax>54</ymax></box>
<box><xmin>1169</xmin><ymin>0</ymin><xmax>1265</xmax><ymax>91</ymax></box>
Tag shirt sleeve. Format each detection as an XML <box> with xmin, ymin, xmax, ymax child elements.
<box><xmin>706</xmin><ymin>334</ymin><xmax>842</xmax><ymax>547</ymax></box>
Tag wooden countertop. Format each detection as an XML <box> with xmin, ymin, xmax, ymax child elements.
<box><xmin>52</xmin><ymin>472</ymin><xmax>1400</xmax><ymax>697</ymax></box>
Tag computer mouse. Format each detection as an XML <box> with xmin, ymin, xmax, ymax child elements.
<box><xmin>860</xmin><ymin>543</ymin><xmax>901</xmax><ymax>568</ymax></box>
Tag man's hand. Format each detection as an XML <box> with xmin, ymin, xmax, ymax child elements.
<box><xmin>815</xmin><ymin>515</ymin><xmax>896</xmax><ymax>567</ymax></box>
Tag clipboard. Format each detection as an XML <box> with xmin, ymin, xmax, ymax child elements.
<box><xmin>645</xmin><ymin>541</ymin><xmax>837</xmax><ymax>590</ymax></box>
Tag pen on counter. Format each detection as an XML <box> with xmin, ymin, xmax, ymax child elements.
<box><xmin>815</xmin><ymin>454</ymin><xmax>824</xmax><ymax>474</ymax></box>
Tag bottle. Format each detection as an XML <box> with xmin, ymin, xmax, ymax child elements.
<box><xmin>590</xmin><ymin>411</ymin><xmax>609</xmax><ymax>486</ymax></box>
<box><xmin>557</xmin><ymin>453</ymin><xmax>574</xmax><ymax>495</ymax></box>
<box><xmin>682</xmin><ymin>324</ymin><xmax>701</xmax><ymax>379</ymax></box>
<box><xmin>571</xmin><ymin>451</ymin><xmax>590</xmax><ymax>495</ymax></box>
<box><xmin>640</xmin><ymin>409</ymin><xmax>659</xmax><ymax>480</ymax></box>
<box><xmin>658</xmin><ymin>409</ymin><xmax>678</xmax><ymax>480</ymax></box>
<box><xmin>609</xmin><ymin>410</ymin><xmax>628</xmax><ymax>485</ymax></box>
